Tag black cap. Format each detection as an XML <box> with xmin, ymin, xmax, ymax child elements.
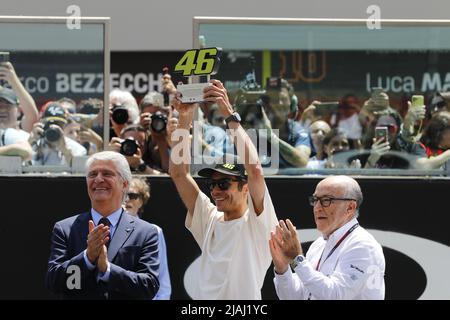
<box><xmin>198</xmin><ymin>163</ymin><xmax>247</xmax><ymax>179</ymax></box>
<box><xmin>0</xmin><ymin>86</ymin><xmax>19</xmax><ymax>105</ymax></box>
<box><xmin>43</xmin><ymin>102</ymin><xmax>67</xmax><ymax>123</ymax></box>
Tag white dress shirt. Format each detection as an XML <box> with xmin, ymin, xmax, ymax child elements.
<box><xmin>274</xmin><ymin>218</ymin><xmax>385</xmax><ymax>300</ymax></box>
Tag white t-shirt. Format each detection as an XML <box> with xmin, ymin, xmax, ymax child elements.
<box><xmin>185</xmin><ymin>185</ymin><xmax>278</xmax><ymax>300</ymax></box>
<box><xmin>31</xmin><ymin>137</ymin><xmax>87</xmax><ymax>165</ymax></box>
<box><xmin>1</xmin><ymin>127</ymin><xmax>29</xmax><ymax>145</ymax></box>
<box><xmin>338</xmin><ymin>113</ymin><xmax>362</xmax><ymax>140</ymax></box>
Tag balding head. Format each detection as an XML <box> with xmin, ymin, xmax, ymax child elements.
<box><xmin>317</xmin><ymin>176</ymin><xmax>363</xmax><ymax>209</ymax></box>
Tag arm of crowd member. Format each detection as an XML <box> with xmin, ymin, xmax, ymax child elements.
<box><xmin>274</xmin><ymin>135</ymin><xmax>311</xmax><ymax>168</ymax></box>
<box><xmin>364</xmin><ymin>138</ymin><xmax>390</xmax><ymax>168</ymax></box>
<box><xmin>415</xmin><ymin>150</ymin><xmax>450</xmax><ymax>170</ymax></box>
<box><xmin>79</xmin><ymin>127</ymin><xmax>103</xmax><ymax>152</ymax></box>
<box><xmin>169</xmin><ymin>98</ymin><xmax>201</xmax><ymax>216</ymax></box>
<box><xmin>51</xmin><ymin>126</ymin><xmax>74</xmax><ymax>165</ymax></box>
<box><xmin>0</xmin><ymin>140</ymin><xmax>32</xmax><ymax>161</ymax></box>
<box><xmin>98</xmin><ymin>225</ymin><xmax>160</xmax><ymax>299</ymax></box>
<box><xmin>204</xmin><ymin>79</ymin><xmax>265</xmax><ymax>214</ymax></box>
<box><xmin>0</xmin><ymin>62</ymin><xmax>39</xmax><ymax>132</ymax></box>
<box><xmin>261</xmin><ymin>107</ymin><xmax>311</xmax><ymax>168</ymax></box>
<box><xmin>299</xmin><ymin>101</ymin><xmax>321</xmax><ymax>128</ymax></box>
<box><xmin>402</xmin><ymin>101</ymin><xmax>426</xmax><ymax>141</ymax></box>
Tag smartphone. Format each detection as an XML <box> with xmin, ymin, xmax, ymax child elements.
<box><xmin>313</xmin><ymin>102</ymin><xmax>339</xmax><ymax>117</ymax></box>
<box><xmin>0</xmin><ymin>52</ymin><xmax>9</xmax><ymax>64</ymax></box>
<box><xmin>375</xmin><ymin>126</ymin><xmax>388</xmax><ymax>142</ymax></box>
<box><xmin>411</xmin><ymin>95</ymin><xmax>424</xmax><ymax>108</ymax></box>
<box><xmin>371</xmin><ymin>87</ymin><xmax>384</xmax><ymax>97</ymax></box>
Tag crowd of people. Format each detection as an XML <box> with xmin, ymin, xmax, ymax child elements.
<box><xmin>2</xmin><ymin>59</ymin><xmax>450</xmax><ymax>175</ymax></box>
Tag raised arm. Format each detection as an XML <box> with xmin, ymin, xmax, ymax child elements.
<box><xmin>0</xmin><ymin>62</ymin><xmax>39</xmax><ymax>132</ymax></box>
<box><xmin>204</xmin><ymin>79</ymin><xmax>265</xmax><ymax>214</ymax></box>
<box><xmin>168</xmin><ymin>99</ymin><xmax>201</xmax><ymax>216</ymax></box>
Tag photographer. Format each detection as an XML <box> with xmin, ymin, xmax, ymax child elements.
<box><xmin>258</xmin><ymin>78</ymin><xmax>312</xmax><ymax>168</ymax></box>
<box><xmin>139</xmin><ymin>91</ymin><xmax>172</xmax><ymax>172</ymax></box>
<box><xmin>108</xmin><ymin>124</ymin><xmax>162</xmax><ymax>174</ymax></box>
<box><xmin>109</xmin><ymin>89</ymin><xmax>140</xmax><ymax>139</ymax></box>
<box><xmin>29</xmin><ymin>102</ymin><xmax>86</xmax><ymax>165</ymax></box>
<box><xmin>0</xmin><ymin>60</ymin><xmax>39</xmax><ymax>133</ymax></box>
<box><xmin>64</xmin><ymin>117</ymin><xmax>103</xmax><ymax>155</ymax></box>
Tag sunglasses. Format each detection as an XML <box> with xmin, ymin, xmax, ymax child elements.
<box><xmin>127</xmin><ymin>192</ymin><xmax>142</xmax><ymax>200</ymax></box>
<box><xmin>206</xmin><ymin>178</ymin><xmax>241</xmax><ymax>192</ymax></box>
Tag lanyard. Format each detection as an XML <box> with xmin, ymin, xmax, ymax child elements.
<box><xmin>315</xmin><ymin>223</ymin><xmax>359</xmax><ymax>271</ymax></box>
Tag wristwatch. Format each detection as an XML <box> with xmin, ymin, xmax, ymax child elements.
<box><xmin>225</xmin><ymin>112</ymin><xmax>241</xmax><ymax>127</ymax></box>
<box><xmin>290</xmin><ymin>255</ymin><xmax>306</xmax><ymax>270</ymax></box>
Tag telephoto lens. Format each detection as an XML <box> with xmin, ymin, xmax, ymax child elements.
<box><xmin>120</xmin><ymin>138</ymin><xmax>139</xmax><ymax>156</ymax></box>
<box><xmin>150</xmin><ymin>111</ymin><xmax>168</xmax><ymax>133</ymax></box>
<box><xmin>43</xmin><ymin>122</ymin><xmax>62</xmax><ymax>143</ymax></box>
<box><xmin>112</xmin><ymin>104</ymin><xmax>129</xmax><ymax>124</ymax></box>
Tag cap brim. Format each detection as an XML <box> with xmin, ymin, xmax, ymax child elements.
<box><xmin>45</xmin><ymin>116</ymin><xmax>67</xmax><ymax>123</ymax></box>
<box><xmin>0</xmin><ymin>97</ymin><xmax>17</xmax><ymax>105</ymax></box>
<box><xmin>198</xmin><ymin>167</ymin><xmax>243</xmax><ymax>178</ymax></box>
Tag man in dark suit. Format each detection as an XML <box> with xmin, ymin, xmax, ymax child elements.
<box><xmin>46</xmin><ymin>151</ymin><xmax>160</xmax><ymax>299</ymax></box>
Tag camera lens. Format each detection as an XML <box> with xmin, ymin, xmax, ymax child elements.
<box><xmin>43</xmin><ymin>122</ymin><xmax>62</xmax><ymax>143</ymax></box>
<box><xmin>112</xmin><ymin>105</ymin><xmax>129</xmax><ymax>124</ymax></box>
<box><xmin>120</xmin><ymin>138</ymin><xmax>139</xmax><ymax>156</ymax></box>
<box><xmin>150</xmin><ymin>112</ymin><xmax>168</xmax><ymax>133</ymax></box>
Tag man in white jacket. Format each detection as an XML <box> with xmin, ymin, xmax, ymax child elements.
<box><xmin>270</xmin><ymin>176</ymin><xmax>385</xmax><ymax>300</ymax></box>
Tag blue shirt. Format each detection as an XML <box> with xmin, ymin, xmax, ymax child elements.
<box><xmin>83</xmin><ymin>208</ymin><xmax>123</xmax><ymax>282</ymax></box>
<box><xmin>153</xmin><ymin>225</ymin><xmax>172</xmax><ymax>300</ymax></box>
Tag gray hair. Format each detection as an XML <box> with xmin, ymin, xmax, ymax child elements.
<box><xmin>109</xmin><ymin>88</ymin><xmax>140</xmax><ymax>124</ymax></box>
<box><xmin>86</xmin><ymin>151</ymin><xmax>132</xmax><ymax>200</ymax></box>
<box><xmin>322</xmin><ymin>175</ymin><xmax>363</xmax><ymax>217</ymax></box>
<box><xmin>341</xmin><ymin>176</ymin><xmax>363</xmax><ymax>217</ymax></box>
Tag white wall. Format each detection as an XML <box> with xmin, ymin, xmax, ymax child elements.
<box><xmin>2</xmin><ymin>0</ymin><xmax>450</xmax><ymax>51</ymax></box>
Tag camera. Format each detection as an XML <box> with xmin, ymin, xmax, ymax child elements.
<box><xmin>150</xmin><ymin>111</ymin><xmax>168</xmax><ymax>133</ymax></box>
<box><xmin>43</xmin><ymin>121</ymin><xmax>62</xmax><ymax>143</ymax></box>
<box><xmin>112</xmin><ymin>104</ymin><xmax>129</xmax><ymax>124</ymax></box>
<box><xmin>0</xmin><ymin>52</ymin><xmax>9</xmax><ymax>64</ymax></box>
<box><xmin>120</xmin><ymin>138</ymin><xmax>139</xmax><ymax>156</ymax></box>
<box><xmin>177</xmin><ymin>83</ymin><xmax>212</xmax><ymax>103</ymax></box>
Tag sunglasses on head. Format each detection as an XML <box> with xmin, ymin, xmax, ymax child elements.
<box><xmin>206</xmin><ymin>178</ymin><xmax>241</xmax><ymax>191</ymax></box>
<box><xmin>127</xmin><ymin>192</ymin><xmax>142</xmax><ymax>200</ymax></box>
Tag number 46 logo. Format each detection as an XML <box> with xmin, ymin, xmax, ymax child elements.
<box><xmin>174</xmin><ymin>47</ymin><xmax>222</xmax><ymax>77</ymax></box>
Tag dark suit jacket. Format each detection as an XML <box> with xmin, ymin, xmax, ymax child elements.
<box><xmin>46</xmin><ymin>211</ymin><xmax>160</xmax><ymax>299</ymax></box>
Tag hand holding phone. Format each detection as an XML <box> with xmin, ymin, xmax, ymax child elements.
<box><xmin>0</xmin><ymin>52</ymin><xmax>9</xmax><ymax>64</ymax></box>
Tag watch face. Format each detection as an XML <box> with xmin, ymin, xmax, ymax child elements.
<box><xmin>234</xmin><ymin>112</ymin><xmax>241</xmax><ymax>122</ymax></box>
<box><xmin>296</xmin><ymin>255</ymin><xmax>304</xmax><ymax>263</ymax></box>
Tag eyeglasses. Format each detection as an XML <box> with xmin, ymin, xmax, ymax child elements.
<box><xmin>127</xmin><ymin>192</ymin><xmax>142</xmax><ymax>200</ymax></box>
<box><xmin>308</xmin><ymin>196</ymin><xmax>356</xmax><ymax>207</ymax></box>
<box><xmin>206</xmin><ymin>178</ymin><xmax>240</xmax><ymax>192</ymax></box>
